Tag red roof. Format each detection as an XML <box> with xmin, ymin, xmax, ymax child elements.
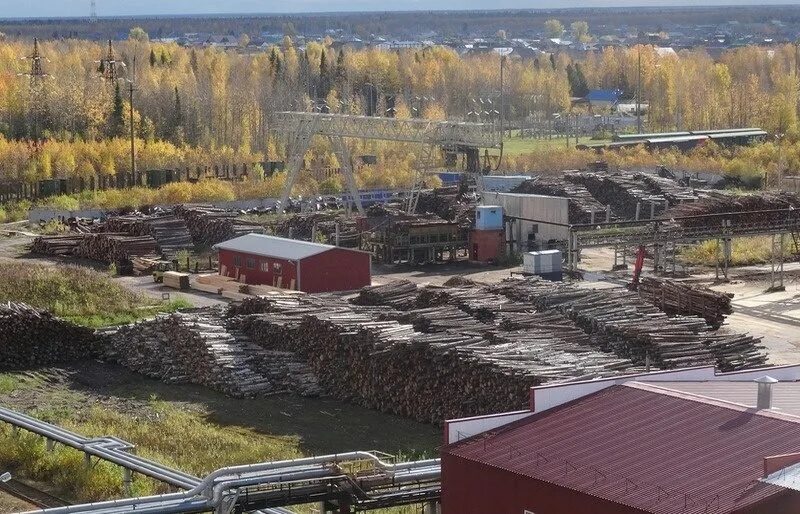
<box><xmin>444</xmin><ymin>382</ymin><xmax>800</xmax><ymax>514</ymax></box>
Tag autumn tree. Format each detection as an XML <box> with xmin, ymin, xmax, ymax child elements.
<box><xmin>544</xmin><ymin>19</ymin><xmax>564</xmax><ymax>39</ymax></box>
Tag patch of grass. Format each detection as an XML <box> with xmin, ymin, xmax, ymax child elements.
<box><xmin>501</xmin><ymin>135</ymin><xmax>606</xmax><ymax>156</ymax></box>
<box><xmin>0</xmin><ymin>262</ymin><xmax>191</xmax><ymax>327</ymax></box>
<box><xmin>680</xmin><ymin>236</ymin><xmax>787</xmax><ymax>266</ymax></box>
<box><xmin>0</xmin><ymin>373</ymin><xmax>42</xmax><ymax>394</ymax></box>
<box><xmin>0</xmin><ymin>401</ymin><xmax>304</xmax><ymax>503</ymax></box>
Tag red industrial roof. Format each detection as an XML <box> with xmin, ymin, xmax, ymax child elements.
<box><xmin>444</xmin><ymin>382</ymin><xmax>800</xmax><ymax>514</ymax></box>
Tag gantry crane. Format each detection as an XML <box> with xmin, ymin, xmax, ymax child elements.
<box><xmin>270</xmin><ymin>112</ymin><xmax>500</xmax><ymax>214</ymax></box>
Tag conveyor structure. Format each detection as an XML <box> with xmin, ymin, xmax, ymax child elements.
<box><xmin>0</xmin><ymin>406</ymin><xmax>441</xmax><ymax>514</ymax></box>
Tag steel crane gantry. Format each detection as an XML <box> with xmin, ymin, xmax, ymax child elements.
<box><xmin>271</xmin><ymin>111</ymin><xmax>500</xmax><ymax>214</ymax></box>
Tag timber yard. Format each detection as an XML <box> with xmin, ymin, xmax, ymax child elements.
<box><xmin>6</xmin><ymin>5</ymin><xmax>800</xmax><ymax>514</ymax></box>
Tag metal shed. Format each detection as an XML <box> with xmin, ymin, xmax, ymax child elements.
<box><xmin>214</xmin><ymin>233</ymin><xmax>371</xmax><ymax>293</ymax></box>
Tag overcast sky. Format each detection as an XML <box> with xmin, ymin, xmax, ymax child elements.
<box><xmin>4</xmin><ymin>0</ymin><xmax>798</xmax><ymax>18</ymax></box>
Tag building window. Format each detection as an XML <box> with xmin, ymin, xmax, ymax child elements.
<box><xmin>273</xmin><ymin>262</ymin><xmax>283</xmax><ymax>275</ymax></box>
<box><xmin>260</xmin><ymin>261</ymin><xmax>269</xmax><ymax>272</ymax></box>
<box><xmin>246</xmin><ymin>258</ymin><xmax>256</xmax><ymax>269</ymax></box>
<box><xmin>233</xmin><ymin>255</ymin><xmax>242</xmax><ymax>267</ymax></box>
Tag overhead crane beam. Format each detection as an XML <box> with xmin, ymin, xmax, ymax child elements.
<box><xmin>271</xmin><ymin>112</ymin><xmax>499</xmax><ymax>215</ymax></box>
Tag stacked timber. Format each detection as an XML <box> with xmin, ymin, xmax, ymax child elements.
<box><xmin>637</xmin><ymin>277</ymin><xmax>733</xmax><ymax>328</ymax></box>
<box><xmin>74</xmin><ymin>233</ymin><xmax>158</xmax><ymax>263</ymax></box>
<box><xmin>271</xmin><ymin>213</ymin><xmax>360</xmax><ymax>248</ymax></box>
<box><xmin>663</xmin><ymin>192</ymin><xmax>800</xmax><ymax>227</ymax></box>
<box><xmin>351</xmin><ymin>280</ymin><xmax>420</xmax><ymax>310</ymax></box>
<box><xmin>489</xmin><ymin>278</ymin><xmax>766</xmax><ymax>371</ymax></box>
<box><xmin>100</xmin><ymin>308</ymin><xmax>320</xmax><ymax>397</ymax></box>
<box><xmin>565</xmin><ymin>171</ymin><xmax>668</xmax><ymax>219</ymax></box>
<box><xmin>511</xmin><ymin>178</ymin><xmax>609</xmax><ymax>224</ymax></box>
<box><xmin>106</xmin><ymin>215</ymin><xmax>194</xmax><ymax>258</ymax></box>
<box><xmin>175</xmin><ymin>206</ymin><xmax>265</xmax><ymax>247</ymax></box>
<box><xmin>631</xmin><ymin>172</ymin><xmax>699</xmax><ymax>205</ymax></box>
<box><xmin>0</xmin><ymin>302</ymin><xmax>95</xmax><ymax>369</ymax></box>
<box><xmin>30</xmin><ymin>234</ymin><xmax>86</xmax><ymax>256</ymax></box>
<box><xmin>237</xmin><ymin>303</ymin><xmax>639</xmax><ymax>423</ymax></box>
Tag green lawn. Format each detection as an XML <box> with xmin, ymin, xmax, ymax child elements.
<box><xmin>501</xmin><ymin>135</ymin><xmax>609</xmax><ymax>156</ymax></box>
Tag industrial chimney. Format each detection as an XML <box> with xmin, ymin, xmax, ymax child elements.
<box><xmin>755</xmin><ymin>376</ymin><xmax>779</xmax><ymax>410</ymax></box>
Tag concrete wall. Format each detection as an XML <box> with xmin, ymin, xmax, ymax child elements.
<box><xmin>482</xmin><ymin>192</ymin><xmax>569</xmax><ymax>249</ymax></box>
<box><xmin>29</xmin><ymin>208</ymin><xmax>106</xmax><ymax>223</ymax></box>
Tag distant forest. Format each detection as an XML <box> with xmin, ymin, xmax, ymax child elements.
<box><xmin>2</xmin><ymin>5</ymin><xmax>800</xmax><ymax>40</ymax></box>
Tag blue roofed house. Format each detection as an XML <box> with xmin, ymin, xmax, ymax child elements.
<box><xmin>584</xmin><ymin>89</ymin><xmax>623</xmax><ymax>112</ymax></box>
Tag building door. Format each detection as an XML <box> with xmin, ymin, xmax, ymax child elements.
<box><xmin>472</xmin><ymin>244</ymin><xmax>478</xmax><ymax>260</ymax></box>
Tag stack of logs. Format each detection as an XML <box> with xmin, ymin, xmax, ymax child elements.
<box><xmin>664</xmin><ymin>191</ymin><xmax>800</xmax><ymax>227</ymax></box>
<box><xmin>99</xmin><ymin>308</ymin><xmax>320</xmax><ymax>398</ymax></box>
<box><xmin>29</xmin><ymin>234</ymin><xmax>85</xmax><ymax>256</ymax></box>
<box><xmin>636</xmin><ymin>277</ymin><xmax>733</xmax><ymax>328</ymax></box>
<box><xmin>175</xmin><ymin>206</ymin><xmax>264</xmax><ymax>247</ymax></box>
<box><xmin>234</xmin><ymin>295</ymin><xmax>638</xmax><ymax>423</ymax></box>
<box><xmin>489</xmin><ymin>278</ymin><xmax>765</xmax><ymax>371</ymax></box>
<box><xmin>512</xmin><ymin>177</ymin><xmax>609</xmax><ymax>224</ymax></box>
<box><xmin>565</xmin><ymin>171</ymin><xmax>669</xmax><ymax>220</ymax></box>
<box><xmin>74</xmin><ymin>233</ymin><xmax>158</xmax><ymax>264</ymax></box>
<box><xmin>106</xmin><ymin>215</ymin><xmax>193</xmax><ymax>258</ymax></box>
<box><xmin>270</xmin><ymin>213</ymin><xmax>360</xmax><ymax>248</ymax></box>
<box><xmin>0</xmin><ymin>302</ymin><xmax>95</xmax><ymax>369</ymax></box>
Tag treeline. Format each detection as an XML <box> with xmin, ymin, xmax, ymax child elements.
<box><xmin>0</xmin><ymin>34</ymin><xmax>799</xmax><ymax>185</ymax></box>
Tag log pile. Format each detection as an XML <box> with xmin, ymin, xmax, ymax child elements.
<box><xmin>30</xmin><ymin>234</ymin><xmax>86</xmax><ymax>256</ymax></box>
<box><xmin>351</xmin><ymin>280</ymin><xmax>420</xmax><ymax>310</ymax></box>
<box><xmin>663</xmin><ymin>192</ymin><xmax>800</xmax><ymax>227</ymax></box>
<box><xmin>106</xmin><ymin>215</ymin><xmax>193</xmax><ymax>258</ymax></box>
<box><xmin>175</xmin><ymin>206</ymin><xmax>265</xmax><ymax>247</ymax></box>
<box><xmin>0</xmin><ymin>302</ymin><xmax>95</xmax><ymax>369</ymax></box>
<box><xmin>271</xmin><ymin>213</ymin><xmax>360</xmax><ymax>248</ymax></box>
<box><xmin>512</xmin><ymin>178</ymin><xmax>609</xmax><ymax>224</ymax></box>
<box><xmin>637</xmin><ymin>277</ymin><xmax>733</xmax><ymax>328</ymax></box>
<box><xmin>100</xmin><ymin>308</ymin><xmax>320</xmax><ymax>397</ymax></box>
<box><xmin>489</xmin><ymin>278</ymin><xmax>766</xmax><ymax>371</ymax></box>
<box><xmin>565</xmin><ymin>172</ymin><xmax>668</xmax><ymax>219</ymax></box>
<box><xmin>632</xmin><ymin>172</ymin><xmax>699</xmax><ymax>205</ymax></box>
<box><xmin>236</xmin><ymin>301</ymin><xmax>640</xmax><ymax>423</ymax></box>
<box><xmin>74</xmin><ymin>233</ymin><xmax>159</xmax><ymax>263</ymax></box>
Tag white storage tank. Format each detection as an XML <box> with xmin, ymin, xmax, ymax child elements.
<box><xmin>522</xmin><ymin>249</ymin><xmax>563</xmax><ymax>281</ymax></box>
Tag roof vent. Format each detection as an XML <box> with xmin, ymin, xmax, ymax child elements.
<box><xmin>755</xmin><ymin>376</ymin><xmax>778</xmax><ymax>410</ymax></box>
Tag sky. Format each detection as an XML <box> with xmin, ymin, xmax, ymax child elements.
<box><xmin>4</xmin><ymin>0</ymin><xmax>800</xmax><ymax>18</ymax></box>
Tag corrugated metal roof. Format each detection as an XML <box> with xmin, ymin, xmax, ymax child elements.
<box><xmin>445</xmin><ymin>382</ymin><xmax>800</xmax><ymax>514</ymax></box>
<box><xmin>213</xmin><ymin>233</ymin><xmax>333</xmax><ymax>261</ymax></box>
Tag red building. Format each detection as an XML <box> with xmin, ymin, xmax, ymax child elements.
<box><xmin>469</xmin><ymin>229</ymin><xmax>503</xmax><ymax>262</ymax></box>
<box><xmin>213</xmin><ymin>233</ymin><xmax>371</xmax><ymax>293</ymax></box>
<box><xmin>441</xmin><ymin>366</ymin><xmax>800</xmax><ymax>514</ymax></box>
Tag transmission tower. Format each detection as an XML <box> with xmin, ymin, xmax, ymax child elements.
<box><xmin>97</xmin><ymin>39</ymin><xmax>125</xmax><ymax>83</ymax></box>
<box><xmin>18</xmin><ymin>38</ymin><xmax>50</xmax><ymax>143</ymax></box>
<box><xmin>90</xmin><ymin>0</ymin><xmax>98</xmax><ymax>24</ymax></box>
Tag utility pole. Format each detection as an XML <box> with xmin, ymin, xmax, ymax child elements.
<box><xmin>129</xmin><ymin>56</ymin><xmax>137</xmax><ymax>187</ymax></box>
<box><xmin>499</xmin><ymin>54</ymin><xmax>506</xmax><ymax>143</ymax></box>
<box><xmin>636</xmin><ymin>46</ymin><xmax>642</xmax><ymax>134</ymax></box>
